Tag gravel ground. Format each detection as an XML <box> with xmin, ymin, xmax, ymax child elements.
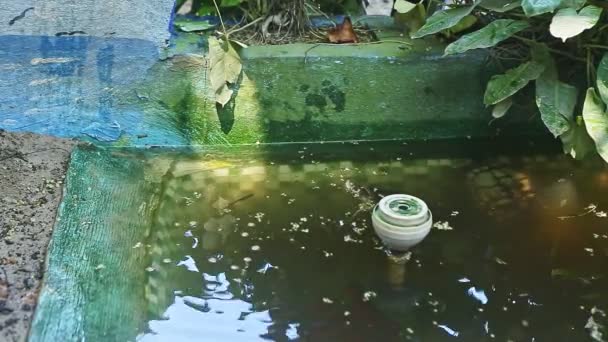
<box><xmin>0</xmin><ymin>130</ymin><xmax>75</xmax><ymax>342</ymax></box>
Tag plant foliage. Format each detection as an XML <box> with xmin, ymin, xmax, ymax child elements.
<box><xmin>409</xmin><ymin>0</ymin><xmax>608</xmax><ymax>162</ymax></box>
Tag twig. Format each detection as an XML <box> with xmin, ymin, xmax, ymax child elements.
<box><xmin>211</xmin><ymin>0</ymin><xmax>227</xmax><ymax>36</ymax></box>
<box><xmin>227</xmin><ymin>17</ymin><xmax>264</xmax><ymax>35</ymax></box>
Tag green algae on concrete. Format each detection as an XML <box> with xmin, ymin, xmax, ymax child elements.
<box><xmin>123</xmin><ymin>34</ymin><xmax>542</xmax><ymax>147</ymax></box>
<box><xmin>29</xmin><ymin>146</ymin><xmax>158</xmax><ymax>341</ymax></box>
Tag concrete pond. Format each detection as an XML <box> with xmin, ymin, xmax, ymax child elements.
<box><xmin>0</xmin><ymin>2</ymin><xmax>607</xmax><ymax>342</ymax></box>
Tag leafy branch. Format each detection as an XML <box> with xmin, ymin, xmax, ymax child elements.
<box><xmin>400</xmin><ymin>0</ymin><xmax>608</xmax><ymax>162</ymax></box>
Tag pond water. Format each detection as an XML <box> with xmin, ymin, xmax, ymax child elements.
<box><xmin>133</xmin><ymin>140</ymin><xmax>608</xmax><ymax>341</ymax></box>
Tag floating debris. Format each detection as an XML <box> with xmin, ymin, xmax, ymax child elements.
<box><xmin>145</xmin><ymin>267</ymin><xmax>155</xmax><ymax>272</ymax></box>
<box><xmin>132</xmin><ymin>242</ymin><xmax>143</xmax><ymax>249</ymax></box>
<box><xmin>362</xmin><ymin>291</ymin><xmax>377</xmax><ymax>302</ymax></box>
<box><xmin>585</xmin><ymin>307</ymin><xmax>606</xmax><ymax>342</ymax></box>
<box><xmin>322</xmin><ymin>297</ymin><xmax>334</xmax><ymax>304</ymax></box>
<box><xmin>255</xmin><ymin>212</ymin><xmax>265</xmax><ymax>222</ymax></box>
<box><xmin>450</xmin><ymin>211</ymin><xmax>460</xmax><ymax>217</ymax></box>
<box><xmin>558</xmin><ymin>204</ymin><xmax>598</xmax><ymax>220</ymax></box>
<box><xmin>495</xmin><ymin>257</ymin><xmax>508</xmax><ymax>265</ymax></box>
<box><xmin>95</xmin><ymin>264</ymin><xmax>106</xmax><ymax>271</ymax></box>
<box><xmin>251</xmin><ymin>245</ymin><xmax>261</xmax><ymax>251</ymax></box>
<box><xmin>433</xmin><ymin>221</ymin><xmax>453</xmax><ymax>231</ymax></box>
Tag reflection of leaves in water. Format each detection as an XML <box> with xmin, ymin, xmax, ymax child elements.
<box><xmin>216</xmin><ymin>102</ymin><xmax>235</xmax><ymax>134</ymax></box>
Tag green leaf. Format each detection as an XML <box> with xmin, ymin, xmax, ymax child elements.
<box><xmin>597</xmin><ymin>53</ymin><xmax>608</xmax><ymax>105</ymax></box>
<box><xmin>583</xmin><ymin>88</ymin><xmax>608</xmax><ymax>162</ymax></box>
<box><xmin>221</xmin><ymin>0</ymin><xmax>245</xmax><ymax>7</ymax></box>
<box><xmin>411</xmin><ymin>1</ymin><xmax>480</xmax><ymax>38</ymax></box>
<box><xmin>447</xmin><ymin>15</ymin><xmax>478</xmax><ymax>35</ymax></box>
<box><xmin>209</xmin><ymin>37</ymin><xmax>243</xmax><ymax>107</ymax></box>
<box><xmin>536</xmin><ymin>77</ymin><xmax>577</xmax><ymax>137</ymax></box>
<box><xmin>484</xmin><ymin>61</ymin><xmax>545</xmax><ymax>105</ymax></box>
<box><xmin>559</xmin><ymin>0</ymin><xmax>586</xmax><ymax>10</ymax></box>
<box><xmin>481</xmin><ymin>0</ymin><xmax>522</xmax><ymax>12</ymax></box>
<box><xmin>522</xmin><ymin>0</ymin><xmax>561</xmax><ymax>16</ymax></box>
<box><xmin>492</xmin><ymin>97</ymin><xmax>513</xmax><ymax>118</ymax></box>
<box><xmin>560</xmin><ymin>120</ymin><xmax>595</xmax><ymax>159</ymax></box>
<box><xmin>550</xmin><ymin>5</ymin><xmax>603</xmax><ymax>42</ymax></box>
<box><xmin>531</xmin><ymin>43</ymin><xmax>577</xmax><ymax>137</ymax></box>
<box><xmin>445</xmin><ymin>19</ymin><xmax>529</xmax><ymax>55</ymax></box>
<box><xmin>174</xmin><ymin>19</ymin><xmax>216</xmax><ymax>32</ymax></box>
<box><xmin>394</xmin><ymin>0</ymin><xmax>417</xmax><ymax>13</ymax></box>
<box><xmin>531</xmin><ymin>42</ymin><xmax>557</xmax><ymax>77</ymax></box>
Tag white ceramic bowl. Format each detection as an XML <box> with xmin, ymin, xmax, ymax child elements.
<box><xmin>371</xmin><ymin>194</ymin><xmax>432</xmax><ymax>251</ymax></box>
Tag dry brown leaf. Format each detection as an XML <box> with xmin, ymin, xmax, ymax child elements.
<box><xmin>328</xmin><ymin>17</ymin><xmax>359</xmax><ymax>44</ymax></box>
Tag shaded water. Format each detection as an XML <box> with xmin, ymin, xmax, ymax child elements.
<box><xmin>137</xmin><ymin>140</ymin><xmax>608</xmax><ymax>341</ymax></box>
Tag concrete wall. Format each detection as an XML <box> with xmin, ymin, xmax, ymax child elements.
<box><xmin>0</xmin><ymin>0</ymin><xmax>175</xmax><ymax>47</ymax></box>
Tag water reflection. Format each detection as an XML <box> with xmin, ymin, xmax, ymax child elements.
<box><xmin>137</xmin><ymin>141</ymin><xmax>608</xmax><ymax>341</ymax></box>
<box><xmin>139</xmin><ymin>296</ymin><xmax>276</xmax><ymax>342</ymax></box>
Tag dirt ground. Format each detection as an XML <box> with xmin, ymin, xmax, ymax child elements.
<box><xmin>0</xmin><ymin>130</ymin><xmax>75</xmax><ymax>342</ymax></box>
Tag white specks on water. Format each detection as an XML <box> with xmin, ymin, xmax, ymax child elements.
<box><xmin>257</xmin><ymin>262</ymin><xmax>275</xmax><ymax>274</ymax></box>
<box><xmin>162</xmin><ymin>258</ymin><xmax>172</xmax><ymax>264</ymax></box>
<box><xmin>189</xmin><ymin>221</ymin><xmax>197</xmax><ymax>228</ymax></box>
<box><xmin>596</xmin><ymin>211</ymin><xmax>607</xmax><ymax>218</ymax></box>
<box><xmin>192</xmin><ymin>237</ymin><xmax>199</xmax><ymax>249</ymax></box>
<box><xmin>230</xmin><ymin>265</ymin><xmax>240</xmax><ymax>270</ymax></box>
<box><xmin>255</xmin><ymin>212</ymin><xmax>265</xmax><ymax>222</ymax></box>
<box><xmin>433</xmin><ymin>221</ymin><xmax>453</xmax><ymax>231</ymax></box>
<box><xmin>241</xmin><ymin>232</ymin><xmax>249</xmax><ymax>237</ymax></box>
<box><xmin>248</xmin><ymin>222</ymin><xmax>256</xmax><ymax>227</ymax></box>
<box><xmin>437</xmin><ymin>324</ymin><xmax>459</xmax><ymax>337</ymax></box>
<box><xmin>450</xmin><ymin>211</ymin><xmax>460</xmax><ymax>216</ymax></box>
<box><xmin>322</xmin><ymin>297</ymin><xmax>334</xmax><ymax>304</ymax></box>
<box><xmin>95</xmin><ymin>264</ymin><xmax>105</xmax><ymax>271</ymax></box>
<box><xmin>584</xmin><ymin>248</ymin><xmax>595</xmax><ymax>256</ymax></box>
<box><xmin>362</xmin><ymin>291</ymin><xmax>377</xmax><ymax>302</ymax></box>
<box><xmin>208</xmin><ymin>257</ymin><xmax>218</xmax><ymax>263</ymax></box>
<box><xmin>458</xmin><ymin>277</ymin><xmax>470</xmax><ymax>283</ymax></box>
<box><xmin>132</xmin><ymin>242</ymin><xmax>143</xmax><ymax>249</ymax></box>
<box><xmin>323</xmin><ymin>250</ymin><xmax>333</xmax><ymax>258</ymax></box>
<box><xmin>243</xmin><ymin>257</ymin><xmax>252</xmax><ymax>263</ymax></box>
<box><xmin>585</xmin><ymin>307</ymin><xmax>606</xmax><ymax>342</ymax></box>
<box><xmin>251</xmin><ymin>245</ymin><xmax>261</xmax><ymax>251</ymax></box>
<box><xmin>184</xmin><ymin>230</ymin><xmax>193</xmax><ymax>237</ymax></box>
<box><xmin>145</xmin><ymin>266</ymin><xmax>155</xmax><ymax>272</ymax></box>
<box><xmin>495</xmin><ymin>257</ymin><xmax>508</xmax><ymax>265</ymax></box>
